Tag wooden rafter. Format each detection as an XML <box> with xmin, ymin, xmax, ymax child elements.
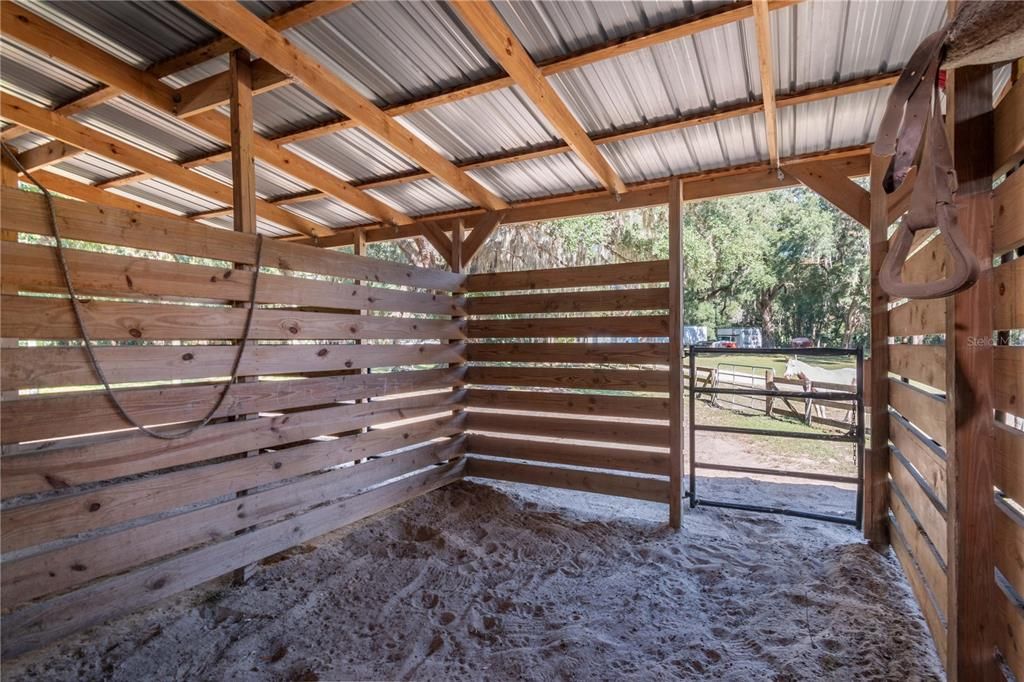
<box><xmin>270</xmin><ymin>0</ymin><xmax>802</xmax><ymax>146</ymax></box>
<box><xmin>752</xmin><ymin>0</ymin><xmax>780</xmax><ymax>168</ymax></box>
<box><xmin>418</xmin><ymin>221</ymin><xmax>455</xmax><ymax>269</ymax></box>
<box><xmin>0</xmin><ymin>94</ymin><xmax>331</xmax><ymax>238</ymax></box>
<box><xmin>185</xmin><ymin>72</ymin><xmax>892</xmax><ymax>214</ymax></box>
<box><xmin>0</xmin><ymin>2</ymin><xmax>410</xmax><ymax>229</ymax></box>
<box><xmin>179</xmin><ymin>0</ymin><xmax>509</xmax><ymax>212</ymax></box>
<box><xmin>452</xmin><ymin>1</ymin><xmax>626</xmax><ymax>196</ymax></box>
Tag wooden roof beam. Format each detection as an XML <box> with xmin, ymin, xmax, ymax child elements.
<box><xmin>785</xmin><ymin>161</ymin><xmax>869</xmax><ymax>227</ymax></box>
<box><xmin>452</xmin><ymin>1</ymin><xmax>626</xmax><ymax>196</ymax></box>
<box><xmin>180</xmin><ymin>0</ymin><xmax>510</xmax><ymax>212</ymax></box>
<box><xmin>461</xmin><ymin>212</ymin><xmax>506</xmax><ymax>266</ymax></box>
<box><xmin>0</xmin><ymin>94</ymin><xmax>332</xmax><ymax>238</ymax></box>
<box><xmin>0</xmin><ymin>2</ymin><xmax>411</xmax><ymax>230</ymax></box>
<box><xmin>14</xmin><ymin>140</ymin><xmax>80</xmax><ymax>173</ymax></box>
<box><xmin>299</xmin><ymin>146</ymin><xmax>872</xmax><ymax>247</ymax></box>
<box><xmin>752</xmin><ymin>0</ymin><xmax>781</xmax><ymax>168</ymax></box>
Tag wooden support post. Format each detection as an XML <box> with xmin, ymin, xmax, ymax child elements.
<box><xmin>765</xmin><ymin>369</ymin><xmax>775</xmax><ymax>416</ymax></box>
<box><xmin>229</xmin><ymin>48</ymin><xmax>258</xmax><ymax>587</ymax></box>
<box><xmin>450</xmin><ymin>219</ymin><xmax>466</xmax><ymax>458</ymax></box>
<box><xmin>668</xmin><ymin>177</ymin><xmax>685</xmax><ymax>529</ymax></box>
<box><xmin>865</xmin><ymin>150</ymin><xmax>891</xmax><ymax>550</ymax></box>
<box><xmin>944</xmin><ymin>64</ymin><xmax>998</xmax><ymax>682</ymax></box>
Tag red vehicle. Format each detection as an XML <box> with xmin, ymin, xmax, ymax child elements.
<box><xmin>710</xmin><ymin>340</ymin><xmax>737</xmax><ymax>349</ymax></box>
<box><xmin>790</xmin><ymin>337</ymin><xmax>814</xmax><ymax>348</ymax></box>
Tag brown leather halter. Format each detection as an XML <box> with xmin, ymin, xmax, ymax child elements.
<box><xmin>873</xmin><ymin>25</ymin><xmax>980</xmax><ymax>300</ymax></box>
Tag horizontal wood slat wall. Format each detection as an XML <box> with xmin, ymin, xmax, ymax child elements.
<box><xmin>461</xmin><ymin>261</ymin><xmax>672</xmax><ymax>506</ymax></box>
<box><xmin>0</xmin><ymin>189</ymin><xmax>468</xmax><ymax>658</ymax></box>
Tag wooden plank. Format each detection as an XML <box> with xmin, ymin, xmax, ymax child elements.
<box><xmin>468</xmin><ymin>315</ymin><xmax>669</xmax><ymax>339</ymax></box>
<box><xmin>668</xmin><ymin>176</ymin><xmax>684</xmax><ymax>529</ymax></box>
<box><xmin>230</xmin><ymin>49</ymin><xmax>257</xmax><ymax>236</ymax></box>
<box><xmin>994</xmin><ymin>575</ymin><xmax>1024</xmax><ymax>682</ymax></box>
<box><xmin>994</xmin><ymin>498</ymin><xmax>1024</xmax><ymax>599</ymax></box>
<box><xmin>2</xmin><ymin>242</ymin><xmax>464</xmax><ymax>316</ymax></box>
<box><xmin>452</xmin><ymin>2</ymin><xmax>625</xmax><ymax>194</ymax></box>
<box><xmin>890</xmin><ymin>485</ymin><xmax>949</xmax><ymax>616</ymax></box>
<box><xmin>901</xmin><ymin>234</ymin><xmax>951</xmax><ymax>284</ymax></box>
<box><xmin>995</xmin><ymin>77</ymin><xmax>1024</xmax><ymax>177</ymax></box>
<box><xmin>466</xmin><ymin>287</ymin><xmax>668</xmax><ymax>316</ymax></box>
<box><xmin>994</xmin><ymin>421</ymin><xmax>1024</xmax><ymax>502</ymax></box>
<box><xmin>466</xmin><ymin>260</ymin><xmax>669</xmax><ymax>292</ymax></box>
<box><xmin>467</xmin><ymin>434</ymin><xmax>667</xmax><ymax>476</ymax></box>
<box><xmin>888</xmin><ymin>298</ymin><xmax>947</xmax><ymax>337</ymax></box>
<box><xmin>1</xmin><ymin>391</ymin><xmax>465</xmax><ymax>502</ymax></box>
<box><xmin>946</xmin><ymin>64</ymin><xmax>999</xmax><ymax>681</ymax></box>
<box><xmin>889</xmin><ymin>379</ymin><xmax>947</xmax><ymax>445</ymax></box>
<box><xmin>1</xmin><ymin>188</ymin><xmax>461</xmax><ymax>291</ymax></box>
<box><xmin>465</xmin><ymin>411</ymin><xmax>668</xmax><ymax>448</ymax></box>
<box><xmin>465</xmin><ymin>366</ymin><xmax>668</xmax><ymax>392</ymax></box>
<box><xmin>890</xmin><ymin>414</ymin><xmax>948</xmax><ymax>508</ymax></box>
<box><xmin>466</xmin><ymin>388</ymin><xmax>669</xmax><ymax>420</ymax></box>
<box><xmin>888</xmin><ymin>343</ymin><xmax>947</xmax><ymax>391</ymax></box>
<box><xmin>994</xmin><ymin>256</ymin><xmax>1024</xmax><ymax>331</ymax></box>
<box><xmin>466</xmin><ymin>342</ymin><xmax>668</xmax><ymax>364</ymax></box>
<box><xmin>0</xmin><ymin>459</ymin><xmax>465</xmax><ymax>659</ymax></box>
<box><xmin>2</xmin><ymin>367</ymin><xmax>463</xmax><ymax>445</ymax></box>
<box><xmin>994</xmin><ymin>345</ymin><xmax>1023</xmax><ymax>417</ymax></box>
<box><xmin>465</xmin><ymin>457</ymin><xmax>668</xmax><ymax>503</ymax></box>
<box><xmin>751</xmin><ymin>0</ymin><xmax>779</xmax><ymax>167</ymax></box>
<box><xmin>2</xmin><ymin>409</ymin><xmax>463</xmax><ymax>553</ymax></box>
<box><xmin>1</xmin><ymin>342</ymin><xmax>465</xmax><ymax>392</ymax></box>
<box><xmin>890</xmin><ymin>510</ymin><xmax>949</xmax><ymax>666</ymax></box>
<box><xmin>179</xmin><ymin>1</ymin><xmax>508</xmax><ymax>212</ymax></box>
<box><xmin>993</xmin><ymin>168</ymin><xmax>1024</xmax><ymax>256</ymax></box>
<box><xmin>2</xmin><ymin>429</ymin><xmax>460</xmax><ymax>611</ymax></box>
<box><xmin>15</xmin><ymin>140</ymin><xmax>80</xmax><ymax>173</ymax></box>
<box><xmin>1</xmin><ymin>296</ymin><xmax>466</xmax><ymax>342</ymax></box>
<box><xmin>890</xmin><ymin>449</ymin><xmax>948</xmax><ymax>563</ymax></box>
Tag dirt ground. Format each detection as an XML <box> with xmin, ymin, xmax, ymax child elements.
<box><xmin>4</xmin><ymin>425</ymin><xmax>942</xmax><ymax>682</ymax></box>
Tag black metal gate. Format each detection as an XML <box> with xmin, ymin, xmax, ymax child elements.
<box><xmin>687</xmin><ymin>346</ymin><xmax>865</xmax><ymax>527</ymax></box>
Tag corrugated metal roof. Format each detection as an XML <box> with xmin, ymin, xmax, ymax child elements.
<box><xmin>0</xmin><ymin>36</ymin><xmax>100</xmax><ymax>108</ymax></box>
<box><xmin>468</xmin><ymin>152</ymin><xmax>600</xmax><ymax>202</ymax></box>
<box><xmin>195</xmin><ymin>158</ymin><xmax>310</xmax><ymax>200</ymax></box>
<box><xmin>285</xmin><ymin>0</ymin><xmax>498</xmax><ymax>106</ymax></box>
<box><xmin>0</xmin><ymin>0</ymin><xmax>990</xmax><ymax>236</ymax></box>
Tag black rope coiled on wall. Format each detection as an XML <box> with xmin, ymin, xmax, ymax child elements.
<box><xmin>3</xmin><ymin>144</ymin><xmax>263</xmax><ymax>440</ymax></box>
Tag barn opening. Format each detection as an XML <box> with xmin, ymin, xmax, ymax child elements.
<box><xmin>0</xmin><ymin>0</ymin><xmax>1021</xmax><ymax>680</ymax></box>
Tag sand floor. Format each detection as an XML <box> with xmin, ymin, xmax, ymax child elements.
<box><xmin>4</xmin><ymin>468</ymin><xmax>943</xmax><ymax>681</ymax></box>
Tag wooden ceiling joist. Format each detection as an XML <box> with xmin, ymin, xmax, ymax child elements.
<box><xmin>0</xmin><ymin>2</ymin><xmax>410</xmax><ymax>230</ymax></box>
<box><xmin>452</xmin><ymin>1</ymin><xmax>626</xmax><ymax>196</ymax></box>
<box><xmin>23</xmin><ymin>169</ymin><xmax>189</xmax><ymax>220</ymax></box>
<box><xmin>179</xmin><ymin>0</ymin><xmax>510</xmax><ymax>213</ymax></box>
<box><xmin>751</xmin><ymin>0</ymin><xmax>781</xmax><ymax>168</ymax></box>
<box><xmin>0</xmin><ymin>94</ymin><xmax>332</xmax><ymax>237</ymax></box>
<box><xmin>241</xmin><ymin>73</ymin><xmax>895</xmax><ymax>213</ymax></box>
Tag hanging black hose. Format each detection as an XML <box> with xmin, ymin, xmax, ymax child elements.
<box><xmin>2</xmin><ymin>144</ymin><xmax>264</xmax><ymax>440</ymax></box>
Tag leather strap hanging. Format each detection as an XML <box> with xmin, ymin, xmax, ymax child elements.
<box><xmin>872</xmin><ymin>25</ymin><xmax>980</xmax><ymax>300</ymax></box>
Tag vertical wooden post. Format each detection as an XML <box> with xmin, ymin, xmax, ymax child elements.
<box><xmin>450</xmin><ymin>220</ymin><xmax>466</xmax><ymax>458</ymax></box>
<box><xmin>944</xmin><ymin>64</ymin><xmax>998</xmax><ymax>682</ymax></box>
<box><xmin>865</xmin><ymin>151</ymin><xmax>891</xmax><ymax>549</ymax></box>
<box><xmin>229</xmin><ymin>48</ymin><xmax>258</xmax><ymax>587</ymax></box>
<box><xmin>668</xmin><ymin>178</ymin><xmax>685</xmax><ymax>529</ymax></box>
